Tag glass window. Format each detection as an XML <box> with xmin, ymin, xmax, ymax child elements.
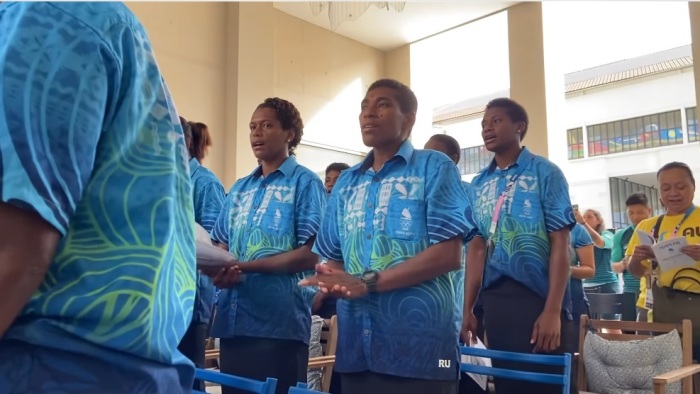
<box><xmin>587</xmin><ymin>110</ymin><xmax>682</xmax><ymax>157</ymax></box>
<box><xmin>460</xmin><ymin>145</ymin><xmax>494</xmax><ymax>175</ymax></box>
<box><xmin>687</xmin><ymin>107</ymin><xmax>698</xmax><ymax>142</ymax></box>
<box><xmin>567</xmin><ymin>127</ymin><xmax>583</xmax><ymax>160</ymax></box>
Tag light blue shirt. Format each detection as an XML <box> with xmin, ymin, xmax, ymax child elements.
<box><xmin>313</xmin><ymin>140</ymin><xmax>475</xmax><ymax>381</ymax></box>
<box><xmin>190</xmin><ymin>158</ymin><xmax>226</xmax><ymax>324</ymax></box>
<box><xmin>469</xmin><ymin>147</ymin><xmax>576</xmax><ymax>317</ymax></box>
<box><xmin>0</xmin><ymin>2</ymin><xmax>195</xmax><ymax>391</ymax></box>
<box><xmin>211</xmin><ymin>156</ymin><xmax>326</xmax><ymax>344</ymax></box>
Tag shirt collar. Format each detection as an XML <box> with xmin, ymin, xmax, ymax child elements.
<box><xmin>251</xmin><ymin>156</ymin><xmax>298</xmax><ymax>178</ymax></box>
<box><xmin>487</xmin><ymin>146</ymin><xmax>534</xmax><ymax>174</ymax></box>
<box><xmin>356</xmin><ymin>140</ymin><xmax>414</xmax><ymax>172</ymax></box>
<box><xmin>189</xmin><ymin>157</ymin><xmax>201</xmax><ymax>172</ymax></box>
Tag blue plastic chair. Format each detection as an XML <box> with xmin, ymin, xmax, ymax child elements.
<box><xmin>192</xmin><ymin>368</ymin><xmax>277</xmax><ymax>394</ymax></box>
<box><xmin>460</xmin><ymin>346</ymin><xmax>572</xmax><ymax>394</ymax></box>
<box><xmin>287</xmin><ymin>382</ymin><xmax>324</xmax><ymax>393</ymax></box>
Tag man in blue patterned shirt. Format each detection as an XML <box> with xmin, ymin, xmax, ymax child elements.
<box><xmin>462</xmin><ymin>98</ymin><xmax>576</xmax><ymax>394</ymax></box>
<box><xmin>301</xmin><ymin>79</ymin><xmax>474</xmax><ymax>394</ymax></box>
<box><xmin>0</xmin><ymin>2</ymin><xmax>196</xmax><ymax>393</ymax></box>
<box><xmin>179</xmin><ymin>117</ymin><xmax>226</xmax><ymax>391</ymax></box>
<box><xmin>208</xmin><ymin>98</ymin><xmax>326</xmax><ymax>394</ymax></box>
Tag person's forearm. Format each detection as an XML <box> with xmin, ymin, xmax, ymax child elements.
<box><xmin>376</xmin><ymin>237</ymin><xmax>462</xmax><ymax>293</ymax></box>
<box><xmin>611</xmin><ymin>260</ymin><xmax>626</xmax><ymax>274</ymax></box>
<box><xmin>570</xmin><ymin>265</ymin><xmax>594</xmax><ymax>279</ymax></box>
<box><xmin>544</xmin><ymin>232</ymin><xmax>570</xmax><ymax>314</ymax></box>
<box><xmin>627</xmin><ymin>256</ymin><xmax>647</xmax><ymax>278</ymax></box>
<box><xmin>239</xmin><ymin>244</ymin><xmax>318</xmax><ymax>274</ymax></box>
<box><xmin>0</xmin><ymin>203</ymin><xmax>60</xmax><ymax>336</ymax></box>
<box><xmin>584</xmin><ymin>223</ymin><xmax>605</xmax><ymax>248</ymax></box>
<box><xmin>464</xmin><ymin>237</ymin><xmax>486</xmax><ymax>313</ymax></box>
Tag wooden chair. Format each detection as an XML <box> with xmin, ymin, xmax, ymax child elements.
<box><xmin>578</xmin><ymin>316</ymin><xmax>700</xmax><ymax>394</ymax></box>
<box><xmin>307</xmin><ymin>315</ymin><xmax>338</xmax><ymax>392</ymax></box>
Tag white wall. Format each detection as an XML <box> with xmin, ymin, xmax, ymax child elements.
<box><xmin>565</xmin><ymin>69</ymin><xmax>696</xmax><ymax>129</ymax></box>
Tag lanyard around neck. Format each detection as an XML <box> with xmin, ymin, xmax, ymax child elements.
<box><xmin>487</xmin><ymin>159</ymin><xmax>533</xmax><ymax>238</ymax></box>
<box><xmin>669</xmin><ymin>205</ymin><xmax>695</xmax><ymax>237</ymax></box>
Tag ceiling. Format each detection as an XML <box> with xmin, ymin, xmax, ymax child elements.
<box><xmin>273</xmin><ymin>1</ymin><xmax>517</xmax><ymax>51</ymax></box>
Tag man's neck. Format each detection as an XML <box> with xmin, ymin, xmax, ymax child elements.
<box><xmin>494</xmin><ymin>145</ymin><xmax>522</xmax><ymax>170</ymax></box>
<box><xmin>261</xmin><ymin>155</ymin><xmax>288</xmax><ymax>177</ymax></box>
<box><xmin>371</xmin><ymin>141</ymin><xmax>403</xmax><ymax>172</ymax></box>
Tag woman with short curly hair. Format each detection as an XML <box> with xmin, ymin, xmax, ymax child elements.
<box><xmin>207</xmin><ymin>97</ymin><xmax>327</xmax><ymax>394</ymax></box>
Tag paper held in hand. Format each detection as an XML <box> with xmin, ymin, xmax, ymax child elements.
<box><xmin>460</xmin><ymin>337</ymin><xmax>492</xmax><ymax>391</ymax></box>
<box><xmin>635</xmin><ymin>229</ymin><xmax>696</xmax><ymax>272</ymax></box>
<box><xmin>195</xmin><ymin>223</ymin><xmax>237</xmax><ymax>268</ymax></box>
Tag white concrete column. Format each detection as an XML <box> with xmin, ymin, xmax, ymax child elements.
<box><xmin>507</xmin><ymin>3</ymin><xmax>568</xmax><ymax>169</ymax></box>
<box><xmin>690</xmin><ymin>2</ymin><xmax>700</xmax><ymax>111</ymax></box>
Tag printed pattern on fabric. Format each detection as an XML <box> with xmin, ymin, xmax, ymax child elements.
<box><xmin>314</xmin><ymin>141</ymin><xmax>474</xmax><ymax>381</ymax></box>
<box><xmin>210</xmin><ymin>157</ymin><xmax>326</xmax><ymax>344</ymax></box>
<box><xmin>0</xmin><ymin>2</ymin><xmax>195</xmax><ymax>391</ymax></box>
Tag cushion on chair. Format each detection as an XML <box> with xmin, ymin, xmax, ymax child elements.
<box><xmin>583</xmin><ymin>329</ymin><xmax>683</xmax><ymax>394</ymax></box>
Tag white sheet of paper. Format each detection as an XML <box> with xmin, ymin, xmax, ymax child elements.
<box><xmin>194</xmin><ymin>223</ymin><xmax>237</xmax><ymax>268</ymax></box>
<box><xmin>652</xmin><ymin>237</ymin><xmax>696</xmax><ymax>272</ymax></box>
<box><xmin>635</xmin><ymin>229</ymin><xmax>655</xmax><ymax>246</ymax></box>
<box><xmin>460</xmin><ymin>338</ymin><xmax>492</xmax><ymax>391</ymax></box>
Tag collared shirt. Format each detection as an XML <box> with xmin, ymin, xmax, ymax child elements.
<box><xmin>190</xmin><ymin>158</ymin><xmax>226</xmax><ymax>324</ymax></box>
<box><xmin>211</xmin><ymin>156</ymin><xmax>326</xmax><ymax>343</ymax></box>
<box><xmin>313</xmin><ymin>140</ymin><xmax>474</xmax><ymax>381</ymax></box>
<box><xmin>0</xmin><ymin>2</ymin><xmax>195</xmax><ymax>390</ymax></box>
<box><xmin>469</xmin><ymin>147</ymin><xmax>576</xmax><ymax>317</ymax></box>
<box><xmin>584</xmin><ymin>229</ymin><xmax>617</xmax><ymax>287</ymax></box>
<box><xmin>611</xmin><ymin>225</ymin><xmax>640</xmax><ymax>293</ymax></box>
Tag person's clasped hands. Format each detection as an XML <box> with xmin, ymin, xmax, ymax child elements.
<box><xmin>299</xmin><ymin>263</ymin><xmax>368</xmax><ymax>299</ymax></box>
<box><xmin>201</xmin><ymin>265</ymin><xmax>242</xmax><ymax>288</ymax></box>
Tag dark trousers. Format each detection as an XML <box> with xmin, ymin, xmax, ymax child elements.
<box><xmin>341</xmin><ymin>371</ymin><xmax>457</xmax><ymax>394</ymax></box>
<box><xmin>177</xmin><ymin>322</ymin><xmax>208</xmax><ymax>391</ymax></box>
<box><xmin>220</xmin><ymin>337</ymin><xmax>308</xmax><ymax>394</ymax></box>
<box><xmin>481</xmin><ymin>278</ymin><xmax>577</xmax><ymax>394</ymax></box>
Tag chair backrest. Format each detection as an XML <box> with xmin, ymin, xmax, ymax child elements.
<box><xmin>288</xmin><ymin>382</ymin><xmax>323</xmax><ymax>393</ymax></box>
<box><xmin>194</xmin><ymin>368</ymin><xmax>278</xmax><ymax>394</ymax></box>
<box><xmin>320</xmin><ymin>315</ymin><xmax>338</xmax><ymax>357</ymax></box>
<box><xmin>586</xmin><ymin>292</ymin><xmax>624</xmax><ymax>318</ymax></box>
<box><xmin>460</xmin><ymin>346</ymin><xmax>572</xmax><ymax>394</ymax></box>
<box><xmin>577</xmin><ymin>316</ymin><xmax>694</xmax><ymax>393</ymax></box>
<box><xmin>316</xmin><ymin>315</ymin><xmax>338</xmax><ymax>392</ymax></box>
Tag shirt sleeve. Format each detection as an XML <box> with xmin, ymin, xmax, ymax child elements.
<box><xmin>313</xmin><ymin>185</ymin><xmax>343</xmax><ymax>262</ymax></box>
<box><xmin>0</xmin><ymin>3</ymin><xmax>110</xmax><ymax>235</ymax></box>
<box><xmin>295</xmin><ymin>175</ymin><xmax>326</xmax><ymax>246</ymax></box>
<box><xmin>426</xmin><ymin>161</ymin><xmax>476</xmax><ymax>244</ymax></box>
<box><xmin>610</xmin><ymin>230</ymin><xmax>624</xmax><ymax>262</ymax></box>
<box><xmin>574</xmin><ymin>225</ymin><xmax>594</xmax><ymax>248</ymax></box>
<box><xmin>198</xmin><ymin>179</ymin><xmax>226</xmax><ymax>234</ymax></box>
<box><xmin>539</xmin><ymin>164</ymin><xmax>576</xmax><ymax>233</ymax></box>
<box><xmin>600</xmin><ymin>230</ymin><xmax>614</xmax><ymax>250</ymax></box>
<box><xmin>211</xmin><ymin>191</ymin><xmax>232</xmax><ymax>245</ymax></box>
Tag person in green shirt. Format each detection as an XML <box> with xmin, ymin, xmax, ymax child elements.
<box><xmin>611</xmin><ymin>193</ymin><xmax>651</xmax><ymax>322</ymax></box>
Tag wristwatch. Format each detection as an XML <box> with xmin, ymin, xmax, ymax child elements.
<box><xmin>360</xmin><ymin>269</ymin><xmax>379</xmax><ymax>293</ymax></box>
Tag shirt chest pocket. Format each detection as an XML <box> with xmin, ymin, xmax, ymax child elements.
<box><xmin>385</xmin><ymin>198</ymin><xmax>427</xmax><ymax>241</ymax></box>
<box><xmin>264</xmin><ymin>197</ymin><xmax>294</xmax><ymax>236</ymax></box>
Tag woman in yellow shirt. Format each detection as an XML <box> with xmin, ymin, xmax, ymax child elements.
<box><xmin>627</xmin><ymin>161</ymin><xmax>700</xmax><ymax>361</ymax></box>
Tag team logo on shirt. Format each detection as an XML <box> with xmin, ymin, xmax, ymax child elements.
<box><xmin>400</xmin><ymin>208</ymin><xmax>412</xmax><ymax>231</ymax></box>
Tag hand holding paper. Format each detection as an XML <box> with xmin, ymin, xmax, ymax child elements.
<box><xmin>652</xmin><ymin>237</ymin><xmax>696</xmax><ymax>272</ymax></box>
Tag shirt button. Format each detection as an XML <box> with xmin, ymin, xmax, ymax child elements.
<box><xmin>364</xmin><ymin>329</ymin><xmax>370</xmax><ymax>336</ymax></box>
<box><xmin>253</xmin><ymin>205</ymin><xmax>258</xmax><ymax>210</ymax></box>
<box><xmin>367</xmin><ymin>234</ymin><xmax>372</xmax><ymax>240</ymax></box>
<box><xmin>231</xmin><ymin>304</ymin><xmax>237</xmax><ymax>309</ymax></box>
<box><xmin>373</xmin><ymin>177</ymin><xmax>379</xmax><ymax>182</ymax></box>
<box><xmin>368</xmin><ymin>202</ymin><xmax>373</xmax><ymax>208</ymax></box>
